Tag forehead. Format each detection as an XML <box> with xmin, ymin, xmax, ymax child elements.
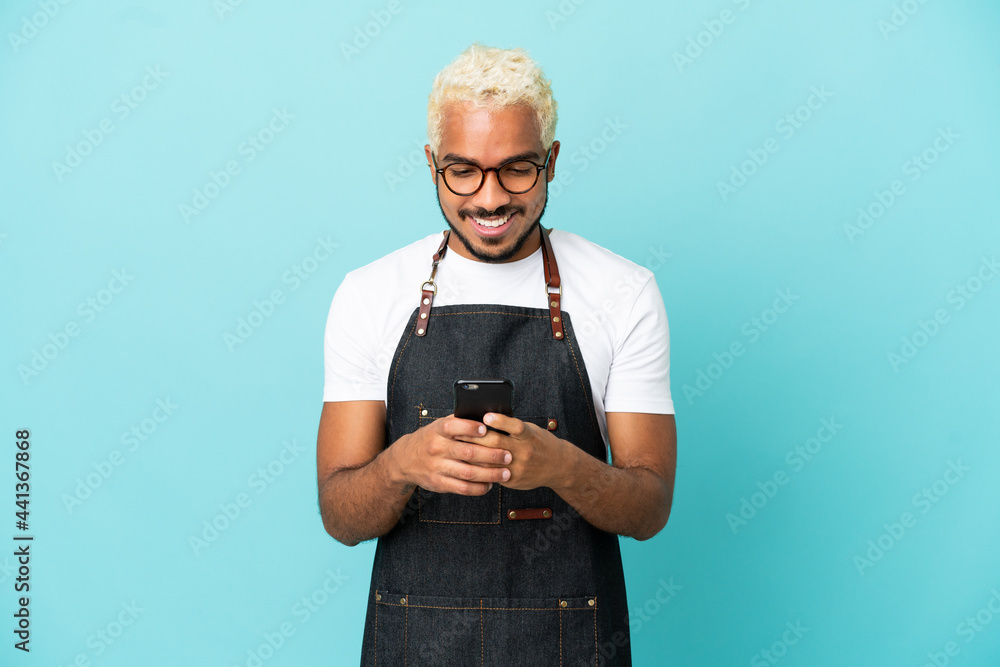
<box><xmin>439</xmin><ymin>101</ymin><xmax>542</xmax><ymax>162</ymax></box>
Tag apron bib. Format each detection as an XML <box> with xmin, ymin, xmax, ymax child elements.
<box><xmin>360</xmin><ymin>227</ymin><xmax>631</xmax><ymax>666</ymax></box>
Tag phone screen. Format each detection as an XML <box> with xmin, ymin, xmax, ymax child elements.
<box><xmin>453</xmin><ymin>379</ymin><xmax>514</xmax><ymax>422</ymax></box>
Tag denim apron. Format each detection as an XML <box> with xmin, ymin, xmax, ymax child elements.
<box><xmin>360</xmin><ymin>227</ymin><xmax>631</xmax><ymax>666</ymax></box>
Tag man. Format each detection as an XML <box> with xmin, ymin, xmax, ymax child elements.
<box><xmin>317</xmin><ymin>44</ymin><xmax>676</xmax><ymax>666</ymax></box>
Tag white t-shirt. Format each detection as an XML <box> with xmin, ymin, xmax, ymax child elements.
<box><xmin>323</xmin><ymin>229</ymin><xmax>674</xmax><ymax>443</ymax></box>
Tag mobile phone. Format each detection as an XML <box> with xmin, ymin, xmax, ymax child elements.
<box><xmin>453</xmin><ymin>379</ymin><xmax>514</xmax><ymax>423</ymax></box>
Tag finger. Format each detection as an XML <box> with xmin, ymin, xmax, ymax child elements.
<box><xmin>440</xmin><ymin>460</ymin><xmax>510</xmax><ymax>486</ymax></box>
<box><xmin>449</xmin><ymin>441</ymin><xmax>512</xmax><ymax>466</ymax></box>
<box><xmin>442</xmin><ymin>416</ymin><xmax>488</xmax><ymax>438</ymax></box>
<box><xmin>432</xmin><ymin>479</ymin><xmax>493</xmax><ymax>496</ymax></box>
<box><xmin>483</xmin><ymin>413</ymin><xmax>525</xmax><ymax>436</ymax></box>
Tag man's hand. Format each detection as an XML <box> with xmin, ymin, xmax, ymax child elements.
<box><xmin>387</xmin><ymin>416</ymin><xmax>513</xmax><ymax>496</ymax></box>
<box><xmin>456</xmin><ymin>411</ymin><xmax>677</xmax><ymax>540</ymax></box>
<box><xmin>457</xmin><ymin>413</ymin><xmax>568</xmax><ymax>491</ymax></box>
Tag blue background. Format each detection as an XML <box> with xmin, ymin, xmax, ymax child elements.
<box><xmin>3</xmin><ymin>1</ymin><xmax>999</xmax><ymax>665</ymax></box>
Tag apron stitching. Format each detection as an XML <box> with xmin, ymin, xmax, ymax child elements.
<box><xmin>377</xmin><ymin>602</ymin><xmax>593</xmax><ymax>611</ymax></box>
<box><xmin>403</xmin><ymin>602</ymin><xmax>408</xmax><ymax>667</ymax></box>
<box><xmin>431</xmin><ymin>310</ymin><xmax>547</xmax><ymax>318</ymax></box>
<box><xmin>593</xmin><ymin>601</ymin><xmax>598</xmax><ymax>664</ymax></box>
<box><xmin>565</xmin><ymin>331</ymin><xmax>600</xmax><ymax>438</ymax></box>
<box><xmin>418</xmin><ymin>518</ymin><xmax>500</xmax><ymax>525</ymax></box>
<box><xmin>559</xmin><ymin>606</ymin><xmax>563</xmax><ymax>667</ymax></box>
<box><xmin>374</xmin><ymin>594</ymin><xmax>378</xmax><ymax>665</ymax></box>
<box><xmin>416</xmin><ymin>487</ymin><xmax>502</xmax><ymax>525</ymax></box>
<box><xmin>388</xmin><ymin>323</ymin><xmax>416</xmax><ymax>421</ymax></box>
<box><xmin>480</xmin><ymin>598</ymin><xmax>484</xmax><ymax>667</ymax></box>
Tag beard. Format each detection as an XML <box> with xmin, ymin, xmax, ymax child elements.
<box><xmin>435</xmin><ymin>184</ymin><xmax>549</xmax><ymax>263</ymax></box>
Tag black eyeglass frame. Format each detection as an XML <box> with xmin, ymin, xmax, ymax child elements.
<box><xmin>431</xmin><ymin>146</ymin><xmax>553</xmax><ymax>196</ymax></box>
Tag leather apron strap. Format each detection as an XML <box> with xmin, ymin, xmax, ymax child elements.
<box><xmin>413</xmin><ymin>226</ymin><xmax>564</xmax><ymax>340</ymax></box>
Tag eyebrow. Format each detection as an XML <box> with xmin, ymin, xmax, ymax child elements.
<box><xmin>440</xmin><ymin>151</ymin><xmax>541</xmax><ymax>165</ymax></box>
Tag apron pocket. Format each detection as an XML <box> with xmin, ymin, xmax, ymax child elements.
<box><xmin>374</xmin><ymin>591</ymin><xmax>599</xmax><ymax>666</ymax></box>
<box><xmin>417</xmin><ymin>405</ymin><xmax>502</xmax><ymax>525</ymax></box>
<box><xmin>417</xmin><ymin>485</ymin><xmax>502</xmax><ymax>525</ymax></box>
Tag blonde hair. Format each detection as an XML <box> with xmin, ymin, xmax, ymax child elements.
<box><xmin>427</xmin><ymin>44</ymin><xmax>558</xmax><ymax>155</ymax></box>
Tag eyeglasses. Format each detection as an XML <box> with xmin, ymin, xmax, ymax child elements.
<box><xmin>432</xmin><ymin>147</ymin><xmax>552</xmax><ymax>196</ymax></box>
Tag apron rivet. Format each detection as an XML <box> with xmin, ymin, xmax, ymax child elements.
<box><xmin>559</xmin><ymin>600</ymin><xmax>567</xmax><ymax>608</ymax></box>
<box><xmin>550</xmin><ymin>300</ymin><xmax>558</xmax><ymax>308</ymax></box>
<box><xmin>375</xmin><ymin>593</ymin><xmax>381</xmax><ymax>601</ymax></box>
<box><xmin>542</xmin><ymin>509</ymin><xmax>552</xmax><ymax>518</ymax></box>
<box><xmin>553</xmin><ymin>316</ymin><xmax>560</xmax><ymax>323</ymax></box>
<box><xmin>421</xmin><ymin>409</ymin><xmax>428</xmax><ymax>416</ymax></box>
<box><xmin>547</xmin><ymin>419</ymin><xmax>557</xmax><ymax>430</ymax></box>
<box><xmin>555</xmin><ymin>331</ymin><xmax>563</xmax><ymax>338</ymax></box>
<box><xmin>588</xmin><ymin>598</ymin><xmax>595</xmax><ymax>606</ymax></box>
<box><xmin>507</xmin><ymin>510</ymin><xmax>517</xmax><ymax>519</ymax></box>
<box><xmin>422</xmin><ymin>297</ymin><xmax>430</xmax><ymax>305</ymax></box>
<box><xmin>417</xmin><ymin>328</ymin><xmax>425</xmax><ymax>335</ymax></box>
<box><xmin>400</xmin><ymin>597</ymin><xmax>407</xmax><ymax>605</ymax></box>
<box><xmin>420</xmin><ymin>312</ymin><xmax>427</xmax><ymax>319</ymax></box>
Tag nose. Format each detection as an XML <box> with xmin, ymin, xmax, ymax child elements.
<box><xmin>470</xmin><ymin>169</ymin><xmax>512</xmax><ymax>212</ymax></box>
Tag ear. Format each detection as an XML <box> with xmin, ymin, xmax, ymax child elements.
<box><xmin>424</xmin><ymin>145</ymin><xmax>437</xmax><ymax>185</ymax></box>
<box><xmin>545</xmin><ymin>140</ymin><xmax>561</xmax><ymax>182</ymax></box>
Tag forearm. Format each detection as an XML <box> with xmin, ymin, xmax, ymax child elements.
<box><xmin>551</xmin><ymin>444</ymin><xmax>672</xmax><ymax>541</ymax></box>
<box><xmin>319</xmin><ymin>439</ymin><xmax>415</xmax><ymax>547</ymax></box>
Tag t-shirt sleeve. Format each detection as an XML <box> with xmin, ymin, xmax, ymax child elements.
<box><xmin>323</xmin><ymin>274</ymin><xmax>384</xmax><ymax>402</ymax></box>
<box><xmin>603</xmin><ymin>274</ymin><xmax>675</xmax><ymax>414</ymax></box>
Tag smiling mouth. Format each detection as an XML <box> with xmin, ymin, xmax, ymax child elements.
<box><xmin>470</xmin><ymin>213</ymin><xmax>511</xmax><ymax>228</ymax></box>
<box><xmin>463</xmin><ymin>210</ymin><xmax>518</xmax><ymax>238</ymax></box>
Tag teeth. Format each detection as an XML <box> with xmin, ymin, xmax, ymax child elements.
<box><xmin>472</xmin><ymin>214</ymin><xmax>510</xmax><ymax>228</ymax></box>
